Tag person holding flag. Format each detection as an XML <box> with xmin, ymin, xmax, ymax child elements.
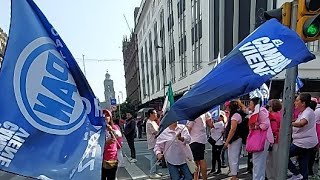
<box><xmin>154</xmin><ymin>121</ymin><xmax>193</xmax><ymax>180</ymax></box>
<box><xmin>102</xmin><ymin>110</ymin><xmax>122</xmax><ymax>180</ymax></box>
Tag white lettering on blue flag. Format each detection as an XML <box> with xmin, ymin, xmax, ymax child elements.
<box><xmin>239</xmin><ymin>37</ymin><xmax>292</xmax><ymax>76</ymax></box>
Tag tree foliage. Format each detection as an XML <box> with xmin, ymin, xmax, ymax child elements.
<box><xmin>113</xmin><ymin>98</ymin><xmax>136</xmax><ymax>119</ymax></box>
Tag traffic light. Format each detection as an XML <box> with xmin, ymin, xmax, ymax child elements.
<box><xmin>264</xmin><ymin>2</ymin><xmax>292</xmax><ymax>27</ymax></box>
<box><xmin>296</xmin><ymin>0</ymin><xmax>320</xmax><ymax>42</ymax></box>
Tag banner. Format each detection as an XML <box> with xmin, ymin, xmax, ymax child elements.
<box><xmin>0</xmin><ymin>0</ymin><xmax>105</xmax><ymax>179</ymax></box>
<box><xmin>159</xmin><ymin>19</ymin><xmax>315</xmax><ymax>132</ymax></box>
<box><xmin>296</xmin><ymin>76</ymin><xmax>304</xmax><ymax>92</ymax></box>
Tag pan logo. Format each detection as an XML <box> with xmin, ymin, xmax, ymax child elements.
<box><xmin>13</xmin><ymin>37</ymin><xmax>86</xmax><ymax>135</ymax></box>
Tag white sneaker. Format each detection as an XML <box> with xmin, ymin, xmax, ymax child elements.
<box><xmin>149</xmin><ymin>174</ymin><xmax>161</xmax><ymax>179</ymax></box>
<box><xmin>287</xmin><ymin>174</ymin><xmax>303</xmax><ymax>180</ymax></box>
<box><xmin>130</xmin><ymin>158</ymin><xmax>137</xmax><ymax>163</ymax></box>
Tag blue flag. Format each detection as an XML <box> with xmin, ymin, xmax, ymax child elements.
<box><xmin>159</xmin><ymin>19</ymin><xmax>315</xmax><ymax>132</ymax></box>
<box><xmin>296</xmin><ymin>76</ymin><xmax>304</xmax><ymax>92</ymax></box>
<box><xmin>209</xmin><ymin>106</ymin><xmax>220</xmax><ymax>122</ymax></box>
<box><xmin>0</xmin><ymin>0</ymin><xmax>105</xmax><ymax>179</ymax></box>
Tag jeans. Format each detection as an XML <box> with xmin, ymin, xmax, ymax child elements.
<box><xmin>308</xmin><ymin>147</ymin><xmax>317</xmax><ymax>175</ymax></box>
<box><xmin>149</xmin><ymin>149</ymin><xmax>157</xmax><ymax>175</ymax></box>
<box><xmin>288</xmin><ymin>144</ymin><xmax>313</xmax><ymax>180</ymax></box>
<box><xmin>211</xmin><ymin>145</ymin><xmax>223</xmax><ymax>171</ymax></box>
<box><xmin>126</xmin><ymin>136</ymin><xmax>136</xmax><ymax>159</ymax></box>
<box><xmin>167</xmin><ymin>163</ymin><xmax>193</xmax><ymax>180</ymax></box>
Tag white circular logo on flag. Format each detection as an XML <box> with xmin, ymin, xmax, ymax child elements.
<box><xmin>13</xmin><ymin>37</ymin><xmax>86</xmax><ymax>135</ymax></box>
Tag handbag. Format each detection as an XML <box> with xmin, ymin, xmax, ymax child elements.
<box><xmin>208</xmin><ymin>134</ymin><xmax>223</xmax><ymax>146</ymax></box>
<box><xmin>183</xmin><ymin>144</ymin><xmax>197</xmax><ymax>174</ymax></box>
<box><xmin>102</xmin><ymin>160</ymin><xmax>118</xmax><ymax>169</ymax></box>
<box><xmin>185</xmin><ymin>158</ymin><xmax>197</xmax><ymax>174</ymax></box>
<box><xmin>245</xmin><ymin>129</ymin><xmax>267</xmax><ymax>153</ymax></box>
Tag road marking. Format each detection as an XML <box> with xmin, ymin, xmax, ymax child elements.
<box><xmin>124</xmin><ymin>158</ymin><xmax>148</xmax><ymax>179</ymax></box>
<box><xmin>145</xmin><ymin>154</ymin><xmax>152</xmax><ymax>160</ymax></box>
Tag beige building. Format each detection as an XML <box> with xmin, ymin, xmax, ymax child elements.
<box><xmin>0</xmin><ymin>27</ymin><xmax>8</xmax><ymax>68</ymax></box>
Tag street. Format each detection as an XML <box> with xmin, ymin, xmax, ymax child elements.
<box><xmin>118</xmin><ymin>139</ymin><xmax>252</xmax><ymax>180</ymax></box>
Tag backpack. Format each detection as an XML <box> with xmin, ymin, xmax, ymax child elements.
<box><xmin>237</xmin><ymin>111</ymin><xmax>249</xmax><ymax>144</ymax></box>
<box><xmin>225</xmin><ymin>111</ymin><xmax>249</xmax><ymax>144</ymax></box>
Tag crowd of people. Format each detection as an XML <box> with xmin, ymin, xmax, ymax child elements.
<box><xmin>101</xmin><ymin>93</ymin><xmax>320</xmax><ymax>180</ymax></box>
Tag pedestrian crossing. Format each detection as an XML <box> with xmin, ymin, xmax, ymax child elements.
<box><xmin>117</xmin><ymin>151</ymin><xmax>169</xmax><ymax>180</ymax></box>
<box><xmin>116</xmin><ymin>149</ymin><xmax>251</xmax><ymax>180</ymax></box>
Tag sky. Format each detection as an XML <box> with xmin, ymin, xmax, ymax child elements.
<box><xmin>0</xmin><ymin>0</ymin><xmax>142</xmax><ymax>103</ymax></box>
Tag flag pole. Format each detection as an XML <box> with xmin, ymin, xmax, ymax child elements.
<box><xmin>277</xmin><ymin>1</ymin><xmax>298</xmax><ymax>179</ymax></box>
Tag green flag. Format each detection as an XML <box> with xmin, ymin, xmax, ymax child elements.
<box><xmin>162</xmin><ymin>82</ymin><xmax>174</xmax><ymax>114</ymax></box>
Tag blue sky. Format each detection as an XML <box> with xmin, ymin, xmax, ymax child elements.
<box><xmin>0</xmin><ymin>0</ymin><xmax>142</xmax><ymax>103</ymax></box>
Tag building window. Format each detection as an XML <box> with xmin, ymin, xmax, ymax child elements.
<box><xmin>154</xmin><ymin>22</ymin><xmax>161</xmax><ymax>92</ymax></box>
<box><xmin>140</xmin><ymin>48</ymin><xmax>146</xmax><ymax>98</ymax></box>
<box><xmin>213</xmin><ymin>0</ymin><xmax>219</xmax><ymax>59</ymax></box>
<box><xmin>149</xmin><ymin>32</ymin><xmax>155</xmax><ymax>94</ymax></box>
<box><xmin>239</xmin><ymin>0</ymin><xmax>251</xmax><ymax>42</ymax></box>
<box><xmin>168</xmin><ymin>0</ymin><xmax>175</xmax><ymax>83</ymax></box>
<box><xmin>160</xmin><ymin>9</ymin><xmax>167</xmax><ymax>87</ymax></box>
<box><xmin>178</xmin><ymin>0</ymin><xmax>187</xmax><ymax>78</ymax></box>
<box><xmin>191</xmin><ymin>0</ymin><xmax>202</xmax><ymax>71</ymax></box>
<box><xmin>308</xmin><ymin>40</ymin><xmax>320</xmax><ymax>52</ymax></box>
<box><xmin>224</xmin><ymin>0</ymin><xmax>234</xmax><ymax>56</ymax></box>
<box><xmin>144</xmin><ymin>42</ymin><xmax>150</xmax><ymax>97</ymax></box>
<box><xmin>255</xmin><ymin>0</ymin><xmax>268</xmax><ymax>29</ymax></box>
<box><xmin>167</xmin><ymin>0</ymin><xmax>174</xmax><ymax>32</ymax></box>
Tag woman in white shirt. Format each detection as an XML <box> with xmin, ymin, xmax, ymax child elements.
<box><xmin>208</xmin><ymin>111</ymin><xmax>226</xmax><ymax>175</ymax></box>
<box><xmin>288</xmin><ymin>93</ymin><xmax>318</xmax><ymax>180</ymax></box>
<box><xmin>154</xmin><ymin>122</ymin><xmax>193</xmax><ymax>180</ymax></box>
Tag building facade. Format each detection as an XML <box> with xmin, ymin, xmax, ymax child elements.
<box><xmin>0</xmin><ymin>28</ymin><xmax>8</xmax><ymax>68</ymax></box>
<box><xmin>122</xmin><ymin>32</ymin><xmax>141</xmax><ymax>108</ymax></box>
<box><xmin>134</xmin><ymin>0</ymin><xmax>320</xmax><ymax>105</ymax></box>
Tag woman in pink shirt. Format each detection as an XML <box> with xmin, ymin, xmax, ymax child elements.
<box><xmin>266</xmin><ymin>99</ymin><xmax>282</xmax><ymax>180</ymax></box>
<box><xmin>102</xmin><ymin>110</ymin><xmax>122</xmax><ymax>180</ymax></box>
<box><xmin>248</xmin><ymin>97</ymin><xmax>274</xmax><ymax>180</ymax></box>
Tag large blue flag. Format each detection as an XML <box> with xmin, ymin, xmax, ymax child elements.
<box><xmin>0</xmin><ymin>0</ymin><xmax>105</xmax><ymax>179</ymax></box>
<box><xmin>160</xmin><ymin>19</ymin><xmax>315</xmax><ymax>132</ymax></box>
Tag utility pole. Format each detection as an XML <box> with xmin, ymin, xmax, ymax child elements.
<box><xmin>118</xmin><ymin>95</ymin><xmax>121</xmax><ymax>119</ymax></box>
<box><xmin>82</xmin><ymin>54</ymin><xmax>86</xmax><ymax>76</ymax></box>
<box><xmin>277</xmin><ymin>2</ymin><xmax>298</xmax><ymax>179</ymax></box>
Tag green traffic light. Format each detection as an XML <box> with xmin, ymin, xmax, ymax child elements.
<box><xmin>306</xmin><ymin>23</ymin><xmax>320</xmax><ymax>37</ymax></box>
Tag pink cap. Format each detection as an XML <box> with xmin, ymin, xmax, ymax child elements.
<box><xmin>103</xmin><ymin>109</ymin><xmax>112</xmax><ymax>118</ymax></box>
